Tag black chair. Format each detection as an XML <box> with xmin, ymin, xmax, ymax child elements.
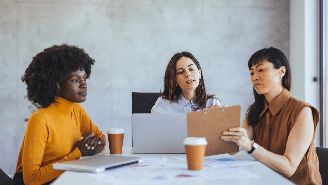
<box><xmin>0</xmin><ymin>168</ymin><xmax>13</xmax><ymax>185</ymax></box>
<box><xmin>132</xmin><ymin>92</ymin><xmax>159</xmax><ymax>114</ymax></box>
<box><xmin>316</xmin><ymin>147</ymin><xmax>328</xmax><ymax>185</ymax></box>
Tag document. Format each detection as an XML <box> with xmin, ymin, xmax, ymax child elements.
<box><xmin>89</xmin><ymin>156</ymin><xmax>258</xmax><ymax>184</ymax></box>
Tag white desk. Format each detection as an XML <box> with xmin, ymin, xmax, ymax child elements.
<box><xmin>52</xmin><ymin>147</ymin><xmax>294</xmax><ymax>185</ymax></box>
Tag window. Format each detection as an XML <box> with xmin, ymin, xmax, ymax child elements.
<box><xmin>320</xmin><ymin>0</ymin><xmax>327</xmax><ymax>147</ymax></box>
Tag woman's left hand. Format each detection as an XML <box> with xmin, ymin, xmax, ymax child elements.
<box><xmin>84</xmin><ymin>136</ymin><xmax>105</xmax><ymax>154</ymax></box>
<box><xmin>221</xmin><ymin>127</ymin><xmax>253</xmax><ymax>152</ymax></box>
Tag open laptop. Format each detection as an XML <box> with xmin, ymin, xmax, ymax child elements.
<box><xmin>53</xmin><ymin>155</ymin><xmax>142</xmax><ymax>173</ymax></box>
<box><xmin>132</xmin><ymin>113</ymin><xmax>187</xmax><ymax>153</ymax></box>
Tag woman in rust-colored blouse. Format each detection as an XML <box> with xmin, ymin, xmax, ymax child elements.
<box><xmin>221</xmin><ymin>47</ymin><xmax>322</xmax><ymax>185</ymax></box>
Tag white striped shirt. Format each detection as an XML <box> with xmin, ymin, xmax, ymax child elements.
<box><xmin>151</xmin><ymin>94</ymin><xmax>221</xmax><ymax>114</ymax></box>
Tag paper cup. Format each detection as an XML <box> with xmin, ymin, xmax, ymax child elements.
<box><xmin>107</xmin><ymin>128</ymin><xmax>124</xmax><ymax>154</ymax></box>
<box><xmin>183</xmin><ymin>137</ymin><xmax>207</xmax><ymax>170</ymax></box>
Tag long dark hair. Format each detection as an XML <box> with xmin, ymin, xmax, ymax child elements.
<box><xmin>160</xmin><ymin>51</ymin><xmax>215</xmax><ymax>110</ymax></box>
<box><xmin>246</xmin><ymin>47</ymin><xmax>292</xmax><ymax>127</ymax></box>
<box><xmin>21</xmin><ymin>44</ymin><xmax>95</xmax><ymax>108</ymax></box>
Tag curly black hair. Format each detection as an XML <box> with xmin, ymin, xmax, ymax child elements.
<box><xmin>22</xmin><ymin>44</ymin><xmax>95</xmax><ymax>108</ymax></box>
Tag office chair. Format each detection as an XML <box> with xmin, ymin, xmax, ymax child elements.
<box><xmin>132</xmin><ymin>92</ymin><xmax>160</xmax><ymax>114</ymax></box>
<box><xmin>0</xmin><ymin>168</ymin><xmax>13</xmax><ymax>185</ymax></box>
<box><xmin>316</xmin><ymin>147</ymin><xmax>328</xmax><ymax>185</ymax></box>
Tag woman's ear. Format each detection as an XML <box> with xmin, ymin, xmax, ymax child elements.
<box><xmin>198</xmin><ymin>69</ymin><xmax>202</xmax><ymax>79</ymax></box>
<box><xmin>56</xmin><ymin>83</ymin><xmax>60</xmax><ymax>91</ymax></box>
<box><xmin>279</xmin><ymin>66</ymin><xmax>286</xmax><ymax>78</ymax></box>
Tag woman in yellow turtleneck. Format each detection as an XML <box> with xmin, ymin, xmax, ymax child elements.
<box><xmin>13</xmin><ymin>44</ymin><xmax>106</xmax><ymax>185</ymax></box>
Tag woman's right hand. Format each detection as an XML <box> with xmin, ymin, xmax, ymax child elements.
<box><xmin>221</xmin><ymin>127</ymin><xmax>253</xmax><ymax>152</ymax></box>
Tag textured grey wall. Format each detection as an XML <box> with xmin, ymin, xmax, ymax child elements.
<box><xmin>0</xmin><ymin>0</ymin><xmax>289</xmax><ymax>176</ymax></box>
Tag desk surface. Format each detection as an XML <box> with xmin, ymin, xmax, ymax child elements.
<box><xmin>52</xmin><ymin>147</ymin><xmax>294</xmax><ymax>185</ymax></box>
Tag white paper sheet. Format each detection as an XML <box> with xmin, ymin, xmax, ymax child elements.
<box><xmin>86</xmin><ymin>156</ymin><xmax>258</xmax><ymax>184</ymax></box>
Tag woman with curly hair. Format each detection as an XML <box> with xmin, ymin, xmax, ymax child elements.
<box><xmin>13</xmin><ymin>44</ymin><xmax>106</xmax><ymax>185</ymax></box>
<box><xmin>151</xmin><ymin>51</ymin><xmax>221</xmax><ymax>113</ymax></box>
<box><xmin>221</xmin><ymin>47</ymin><xmax>321</xmax><ymax>184</ymax></box>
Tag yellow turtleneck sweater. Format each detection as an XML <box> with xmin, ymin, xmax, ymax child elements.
<box><xmin>15</xmin><ymin>97</ymin><xmax>106</xmax><ymax>185</ymax></box>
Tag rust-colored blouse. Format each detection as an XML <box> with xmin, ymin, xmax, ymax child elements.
<box><xmin>252</xmin><ymin>89</ymin><xmax>322</xmax><ymax>185</ymax></box>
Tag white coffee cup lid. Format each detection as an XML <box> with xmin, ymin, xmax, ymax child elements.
<box><xmin>183</xmin><ymin>137</ymin><xmax>207</xmax><ymax>145</ymax></box>
<box><xmin>107</xmin><ymin>128</ymin><xmax>124</xmax><ymax>134</ymax></box>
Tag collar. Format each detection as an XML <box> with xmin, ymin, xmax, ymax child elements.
<box><xmin>49</xmin><ymin>96</ymin><xmax>76</xmax><ymax>115</ymax></box>
<box><xmin>177</xmin><ymin>94</ymin><xmax>198</xmax><ymax>108</ymax></box>
<box><xmin>259</xmin><ymin>89</ymin><xmax>291</xmax><ymax>117</ymax></box>
<box><xmin>178</xmin><ymin>94</ymin><xmax>190</xmax><ymax>108</ymax></box>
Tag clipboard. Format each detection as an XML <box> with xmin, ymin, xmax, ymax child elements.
<box><xmin>186</xmin><ymin>105</ymin><xmax>241</xmax><ymax>156</ymax></box>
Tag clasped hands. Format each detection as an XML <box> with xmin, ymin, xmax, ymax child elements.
<box><xmin>76</xmin><ymin>133</ymin><xmax>105</xmax><ymax>156</ymax></box>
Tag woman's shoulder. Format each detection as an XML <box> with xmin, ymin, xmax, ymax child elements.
<box><xmin>287</xmin><ymin>96</ymin><xmax>319</xmax><ymax>124</ymax></box>
<box><xmin>156</xmin><ymin>96</ymin><xmax>174</xmax><ymax>105</ymax></box>
<box><xmin>288</xmin><ymin>96</ymin><xmax>317</xmax><ymax>112</ymax></box>
<box><xmin>27</xmin><ymin>107</ymin><xmax>53</xmax><ymax>127</ymax></box>
<box><xmin>151</xmin><ymin>96</ymin><xmax>176</xmax><ymax>113</ymax></box>
<box><xmin>30</xmin><ymin>106</ymin><xmax>53</xmax><ymax>118</ymax></box>
<box><xmin>206</xmin><ymin>95</ymin><xmax>222</xmax><ymax>107</ymax></box>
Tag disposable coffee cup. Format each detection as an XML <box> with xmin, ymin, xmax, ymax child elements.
<box><xmin>107</xmin><ymin>128</ymin><xmax>124</xmax><ymax>154</ymax></box>
<box><xmin>183</xmin><ymin>137</ymin><xmax>207</xmax><ymax>170</ymax></box>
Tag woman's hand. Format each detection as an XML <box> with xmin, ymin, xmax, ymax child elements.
<box><xmin>76</xmin><ymin>133</ymin><xmax>105</xmax><ymax>156</ymax></box>
<box><xmin>221</xmin><ymin>127</ymin><xmax>253</xmax><ymax>152</ymax></box>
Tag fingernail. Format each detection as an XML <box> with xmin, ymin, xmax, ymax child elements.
<box><xmin>85</xmin><ymin>144</ymin><xmax>88</xmax><ymax>147</ymax></box>
<box><xmin>91</xmin><ymin>146</ymin><xmax>94</xmax><ymax>150</ymax></box>
<box><xmin>87</xmin><ymin>147</ymin><xmax>90</xmax><ymax>150</ymax></box>
<box><xmin>98</xmin><ymin>141</ymin><xmax>101</xmax><ymax>144</ymax></box>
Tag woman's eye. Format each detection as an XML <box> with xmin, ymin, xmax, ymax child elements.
<box><xmin>177</xmin><ymin>71</ymin><xmax>183</xmax><ymax>74</ymax></box>
<box><xmin>258</xmin><ymin>69</ymin><xmax>263</xmax><ymax>72</ymax></box>
<box><xmin>72</xmin><ymin>79</ymin><xmax>78</xmax><ymax>82</ymax></box>
<box><xmin>250</xmin><ymin>73</ymin><xmax>254</xmax><ymax>76</ymax></box>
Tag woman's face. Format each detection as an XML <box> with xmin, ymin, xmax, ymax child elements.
<box><xmin>250</xmin><ymin>60</ymin><xmax>285</xmax><ymax>96</ymax></box>
<box><xmin>175</xmin><ymin>57</ymin><xmax>201</xmax><ymax>92</ymax></box>
<box><xmin>57</xmin><ymin>69</ymin><xmax>88</xmax><ymax>103</ymax></box>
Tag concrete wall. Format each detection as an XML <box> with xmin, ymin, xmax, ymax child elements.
<box><xmin>0</xmin><ymin>0</ymin><xmax>289</xmax><ymax>176</ymax></box>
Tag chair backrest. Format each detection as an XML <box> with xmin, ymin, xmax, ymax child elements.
<box><xmin>132</xmin><ymin>92</ymin><xmax>160</xmax><ymax>114</ymax></box>
<box><xmin>0</xmin><ymin>168</ymin><xmax>13</xmax><ymax>185</ymax></box>
<box><xmin>316</xmin><ymin>147</ymin><xmax>328</xmax><ymax>185</ymax></box>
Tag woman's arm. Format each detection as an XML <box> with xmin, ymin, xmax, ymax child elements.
<box><xmin>222</xmin><ymin>107</ymin><xmax>314</xmax><ymax>177</ymax></box>
<box><xmin>22</xmin><ymin>114</ymin><xmax>82</xmax><ymax>185</ymax></box>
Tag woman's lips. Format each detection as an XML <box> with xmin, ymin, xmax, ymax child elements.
<box><xmin>186</xmin><ymin>80</ymin><xmax>195</xmax><ymax>84</ymax></box>
<box><xmin>253</xmin><ymin>83</ymin><xmax>261</xmax><ymax>88</ymax></box>
<box><xmin>78</xmin><ymin>91</ymin><xmax>87</xmax><ymax>96</ymax></box>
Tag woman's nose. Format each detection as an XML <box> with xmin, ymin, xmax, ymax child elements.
<box><xmin>252</xmin><ymin>73</ymin><xmax>259</xmax><ymax>81</ymax></box>
<box><xmin>185</xmin><ymin>71</ymin><xmax>191</xmax><ymax>77</ymax></box>
<box><xmin>80</xmin><ymin>81</ymin><xmax>87</xmax><ymax>89</ymax></box>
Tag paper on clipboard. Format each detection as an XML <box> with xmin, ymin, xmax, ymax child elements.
<box><xmin>186</xmin><ymin>105</ymin><xmax>241</xmax><ymax>156</ymax></box>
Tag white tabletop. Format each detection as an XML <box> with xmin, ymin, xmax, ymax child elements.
<box><xmin>52</xmin><ymin>147</ymin><xmax>294</xmax><ymax>185</ymax></box>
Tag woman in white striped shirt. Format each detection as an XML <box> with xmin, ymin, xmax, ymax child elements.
<box><xmin>151</xmin><ymin>52</ymin><xmax>221</xmax><ymax>114</ymax></box>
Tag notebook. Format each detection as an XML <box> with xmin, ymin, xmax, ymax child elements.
<box><xmin>53</xmin><ymin>155</ymin><xmax>142</xmax><ymax>173</ymax></box>
<box><xmin>132</xmin><ymin>113</ymin><xmax>187</xmax><ymax>153</ymax></box>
